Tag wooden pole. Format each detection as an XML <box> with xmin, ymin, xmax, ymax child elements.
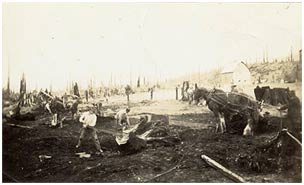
<box><xmin>145</xmin><ymin>155</ymin><xmax>184</xmax><ymax>182</ymax></box>
<box><xmin>290</xmin><ymin>46</ymin><xmax>293</xmax><ymax>62</ymax></box>
<box><xmin>286</xmin><ymin>130</ymin><xmax>302</xmax><ymax>147</ymax></box>
<box><xmin>150</xmin><ymin>88</ymin><xmax>153</xmax><ymax>100</ymax></box>
<box><xmin>201</xmin><ymin>155</ymin><xmax>246</xmax><ymax>183</ymax></box>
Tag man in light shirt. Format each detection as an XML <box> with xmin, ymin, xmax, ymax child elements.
<box><xmin>115</xmin><ymin>108</ymin><xmax>131</xmax><ymax>131</ymax></box>
<box><xmin>76</xmin><ymin>109</ymin><xmax>103</xmax><ymax>154</ymax></box>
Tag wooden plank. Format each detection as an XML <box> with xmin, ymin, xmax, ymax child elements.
<box><xmin>2</xmin><ymin>171</ymin><xmax>20</xmax><ymax>182</ymax></box>
<box><xmin>145</xmin><ymin>155</ymin><xmax>184</xmax><ymax>182</ymax></box>
<box><xmin>201</xmin><ymin>154</ymin><xmax>246</xmax><ymax>183</ymax></box>
<box><xmin>40</xmin><ymin>90</ymin><xmax>64</xmax><ymax>105</ymax></box>
<box><xmin>40</xmin><ymin>90</ymin><xmax>54</xmax><ymax>99</ymax></box>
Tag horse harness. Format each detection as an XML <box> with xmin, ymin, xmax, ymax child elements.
<box><xmin>205</xmin><ymin>91</ymin><xmax>256</xmax><ymax>115</ymax></box>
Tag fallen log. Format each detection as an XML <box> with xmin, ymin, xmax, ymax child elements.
<box><xmin>145</xmin><ymin>136</ymin><xmax>181</xmax><ymax>145</ymax></box>
<box><xmin>269</xmin><ymin>129</ymin><xmax>301</xmax><ymax>149</ymax></box>
<box><xmin>2</xmin><ymin>171</ymin><xmax>20</xmax><ymax>182</ymax></box>
<box><xmin>24</xmin><ymin>164</ymin><xmax>62</xmax><ymax>178</ymax></box>
<box><xmin>201</xmin><ymin>154</ymin><xmax>246</xmax><ymax>183</ymax></box>
<box><xmin>40</xmin><ymin>90</ymin><xmax>64</xmax><ymax>105</ymax></box>
<box><xmin>6</xmin><ymin>123</ymin><xmax>33</xmax><ymax>129</ymax></box>
<box><xmin>137</xmin><ymin>129</ymin><xmax>153</xmax><ymax>139</ymax></box>
<box><xmin>2</xmin><ymin>103</ymin><xmax>18</xmax><ymax>115</ymax></box>
<box><xmin>147</xmin><ymin>164</ymin><xmax>179</xmax><ymax>182</ymax></box>
<box><xmin>39</xmin><ymin>90</ymin><xmax>54</xmax><ymax>99</ymax></box>
<box><xmin>286</xmin><ymin>130</ymin><xmax>302</xmax><ymax>147</ymax></box>
<box><xmin>3</xmin><ymin>105</ymin><xmax>36</xmax><ymax>121</ymax></box>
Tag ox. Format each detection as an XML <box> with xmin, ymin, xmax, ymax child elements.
<box><xmin>193</xmin><ymin>87</ymin><xmax>260</xmax><ymax>135</ymax></box>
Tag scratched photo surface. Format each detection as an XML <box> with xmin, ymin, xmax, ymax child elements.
<box><xmin>2</xmin><ymin>2</ymin><xmax>302</xmax><ymax>183</ymax></box>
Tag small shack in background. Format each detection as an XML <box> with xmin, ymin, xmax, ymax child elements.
<box><xmin>219</xmin><ymin>62</ymin><xmax>251</xmax><ymax>92</ymax></box>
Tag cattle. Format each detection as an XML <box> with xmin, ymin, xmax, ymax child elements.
<box><xmin>193</xmin><ymin>87</ymin><xmax>260</xmax><ymax>135</ymax></box>
<box><xmin>254</xmin><ymin>86</ymin><xmax>290</xmax><ymax>106</ymax></box>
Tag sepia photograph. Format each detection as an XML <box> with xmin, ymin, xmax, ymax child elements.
<box><xmin>1</xmin><ymin>1</ymin><xmax>302</xmax><ymax>183</ymax></box>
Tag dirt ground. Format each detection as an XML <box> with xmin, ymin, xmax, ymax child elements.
<box><xmin>2</xmin><ymin>91</ymin><xmax>302</xmax><ymax>183</ymax></box>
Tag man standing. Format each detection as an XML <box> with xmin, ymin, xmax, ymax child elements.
<box><xmin>115</xmin><ymin>108</ymin><xmax>131</xmax><ymax>131</ymax></box>
<box><xmin>125</xmin><ymin>85</ymin><xmax>132</xmax><ymax>103</ymax></box>
<box><xmin>76</xmin><ymin>110</ymin><xmax>103</xmax><ymax>154</ymax></box>
<box><xmin>70</xmin><ymin>99</ymin><xmax>80</xmax><ymax>120</ymax></box>
<box><xmin>150</xmin><ymin>86</ymin><xmax>154</xmax><ymax>100</ymax></box>
<box><xmin>49</xmin><ymin>97</ymin><xmax>62</xmax><ymax>128</ymax></box>
<box><xmin>278</xmin><ymin>91</ymin><xmax>302</xmax><ymax>140</ymax></box>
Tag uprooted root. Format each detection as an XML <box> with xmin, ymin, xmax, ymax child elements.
<box><xmin>236</xmin><ymin>131</ymin><xmax>301</xmax><ymax>173</ymax></box>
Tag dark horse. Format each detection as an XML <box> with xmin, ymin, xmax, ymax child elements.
<box><xmin>193</xmin><ymin>87</ymin><xmax>260</xmax><ymax>135</ymax></box>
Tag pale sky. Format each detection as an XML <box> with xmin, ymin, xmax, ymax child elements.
<box><xmin>2</xmin><ymin>3</ymin><xmax>302</xmax><ymax>91</ymax></box>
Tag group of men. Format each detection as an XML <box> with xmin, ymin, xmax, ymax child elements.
<box><xmin>46</xmin><ymin>95</ymin><xmax>132</xmax><ymax>155</ymax></box>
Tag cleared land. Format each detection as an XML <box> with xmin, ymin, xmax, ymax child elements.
<box><xmin>2</xmin><ymin>85</ymin><xmax>302</xmax><ymax>182</ymax></box>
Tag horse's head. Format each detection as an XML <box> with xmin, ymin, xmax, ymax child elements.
<box><xmin>192</xmin><ymin>87</ymin><xmax>209</xmax><ymax>104</ymax></box>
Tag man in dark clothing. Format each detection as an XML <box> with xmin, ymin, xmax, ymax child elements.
<box><xmin>71</xmin><ymin>100</ymin><xmax>80</xmax><ymax>120</ymax></box>
<box><xmin>150</xmin><ymin>87</ymin><xmax>154</xmax><ymax>100</ymax></box>
<box><xmin>49</xmin><ymin>97</ymin><xmax>65</xmax><ymax>128</ymax></box>
<box><xmin>125</xmin><ymin>85</ymin><xmax>132</xmax><ymax>102</ymax></box>
<box><xmin>279</xmin><ymin>91</ymin><xmax>302</xmax><ymax>140</ymax></box>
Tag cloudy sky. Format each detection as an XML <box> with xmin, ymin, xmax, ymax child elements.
<box><xmin>2</xmin><ymin>2</ymin><xmax>302</xmax><ymax>91</ymax></box>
